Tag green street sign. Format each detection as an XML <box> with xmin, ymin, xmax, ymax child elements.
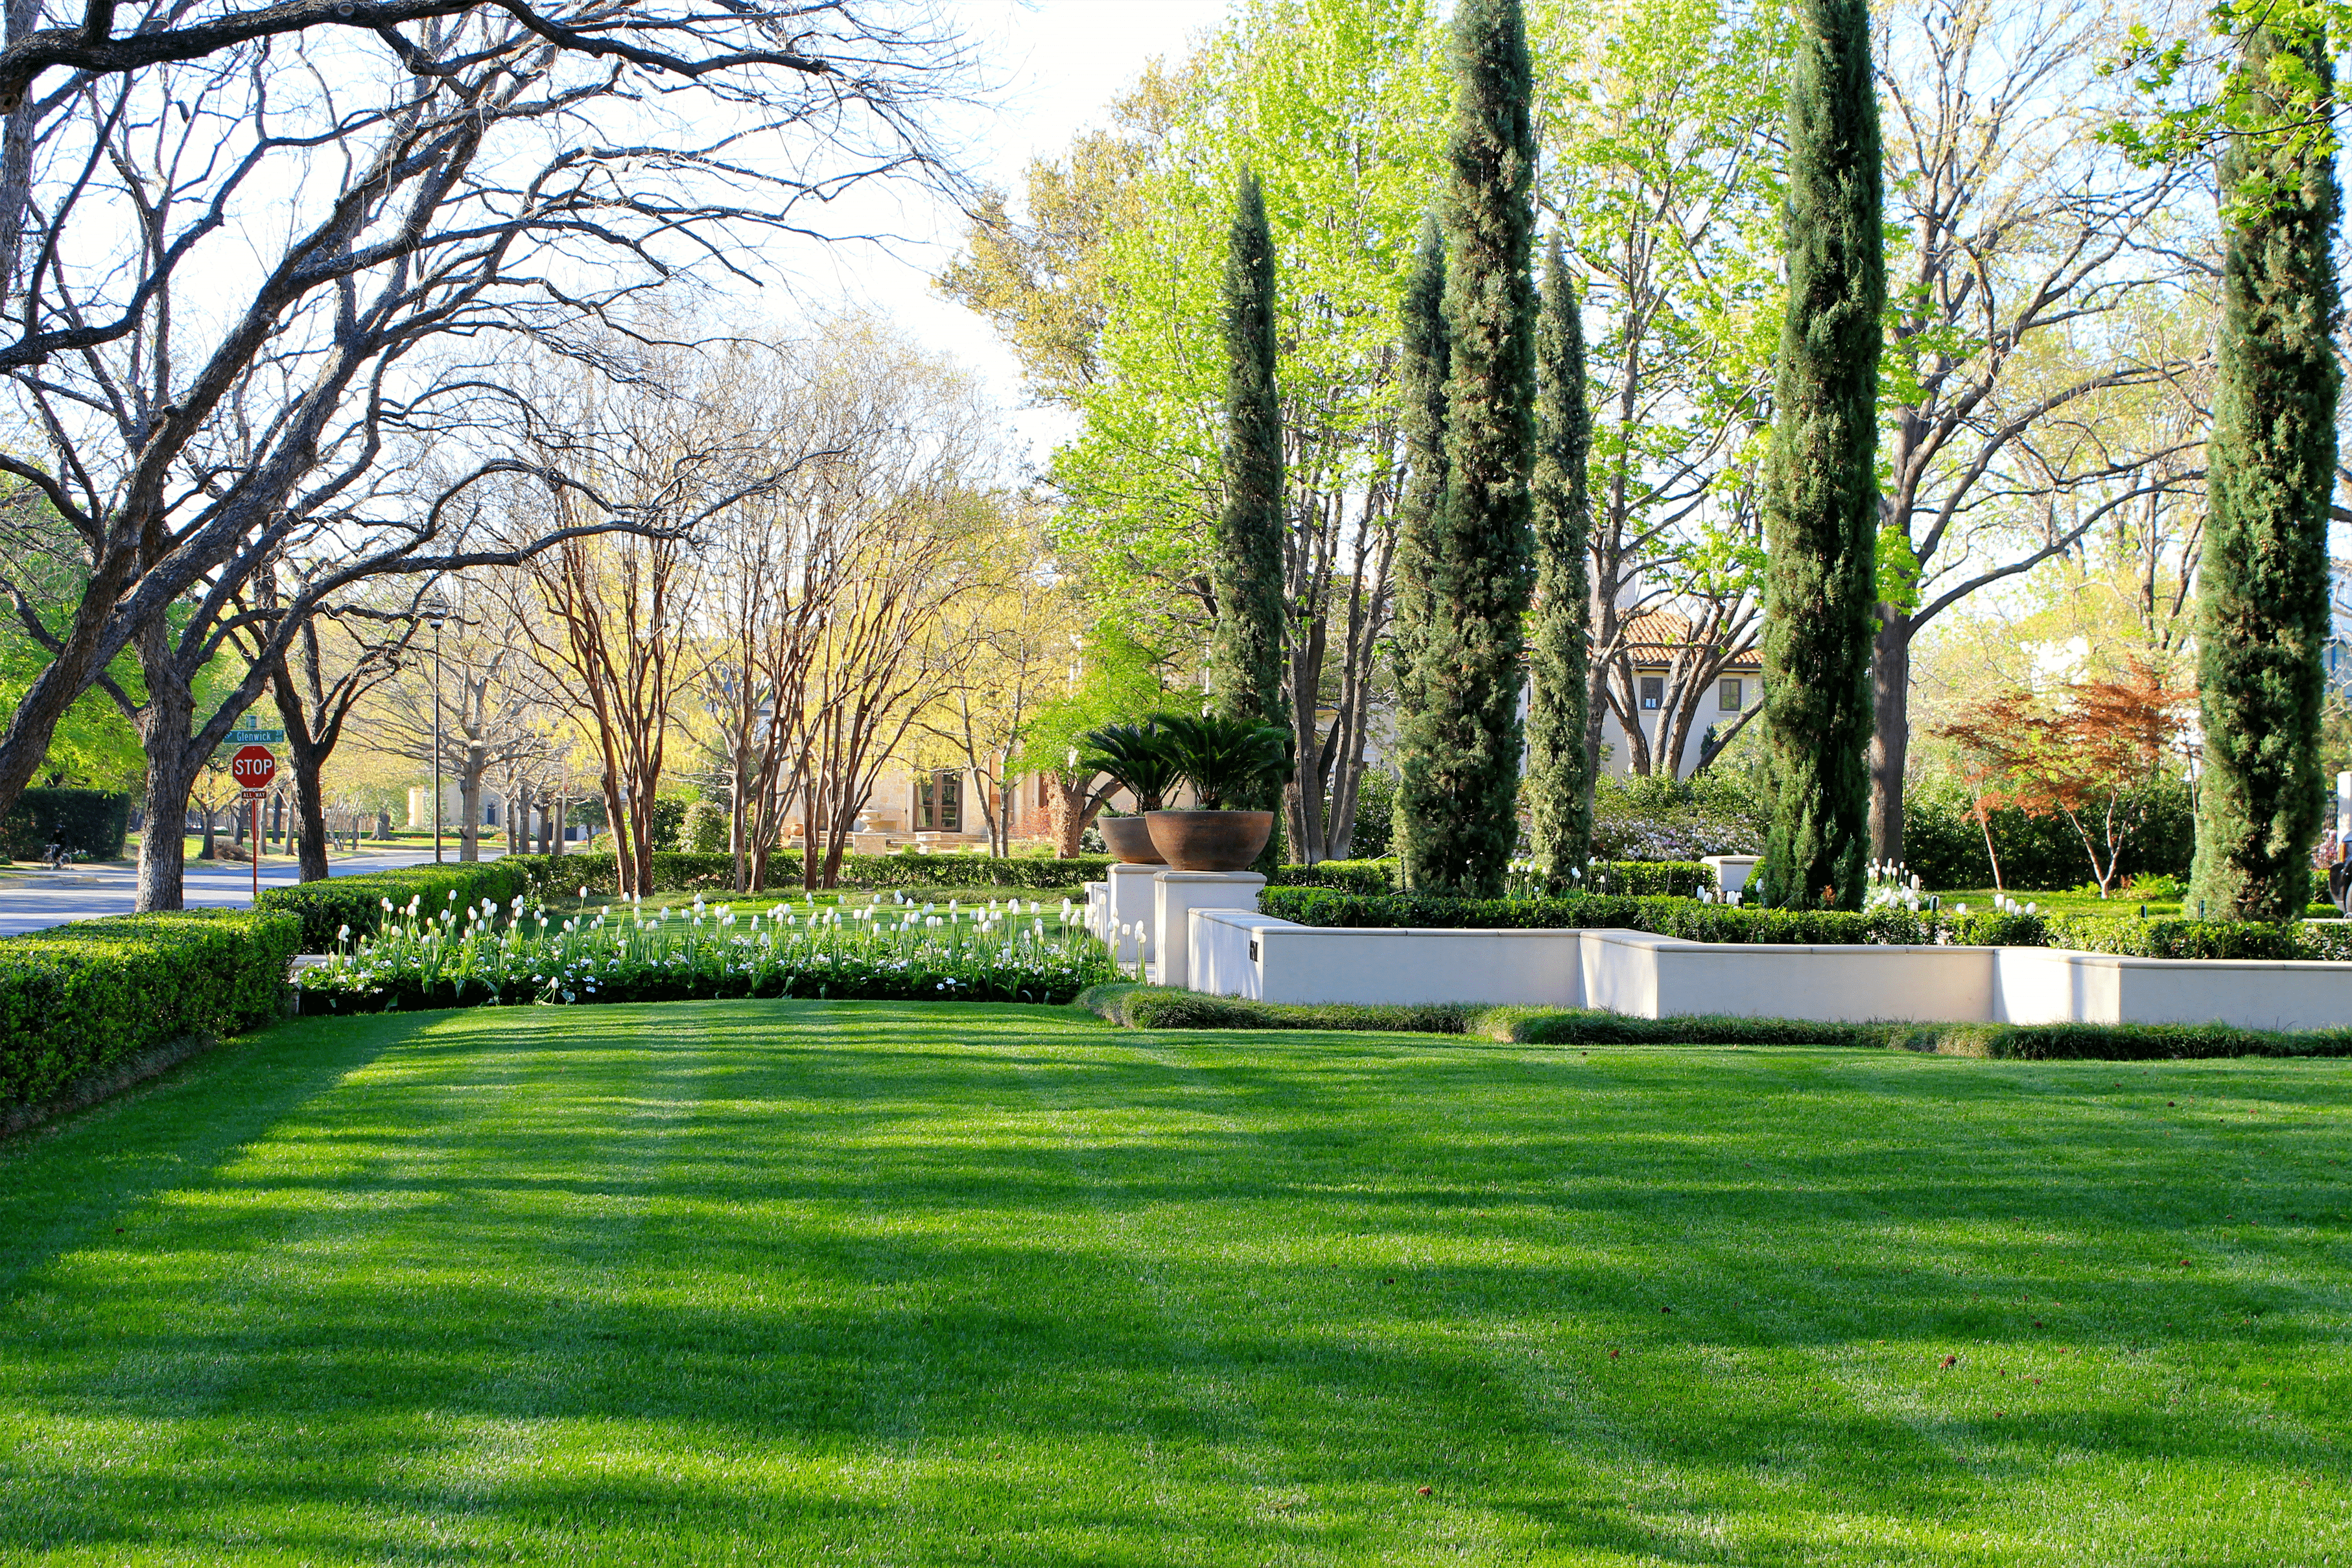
<box><xmin>226</xmin><ymin>728</ymin><xmax>286</xmax><ymax>745</ymax></box>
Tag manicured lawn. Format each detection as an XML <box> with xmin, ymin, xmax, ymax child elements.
<box><xmin>1927</xmin><ymin>886</ymin><xmax>2342</xmax><ymax>921</ymax></box>
<box><xmin>1</xmin><ymin>1002</ymin><xmax>2346</xmax><ymax>1565</ymax></box>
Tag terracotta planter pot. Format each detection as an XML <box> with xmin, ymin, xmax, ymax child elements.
<box><xmin>1098</xmin><ymin>815</ymin><xmax>1165</xmax><ymax>865</ymax></box>
<box><xmin>1145</xmin><ymin>810</ymin><xmax>1274</xmax><ymax>872</ymax></box>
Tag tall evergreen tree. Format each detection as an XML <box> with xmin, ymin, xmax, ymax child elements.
<box><xmin>1753</xmin><ymin>0</ymin><xmax>1882</xmax><ymax>911</ymax></box>
<box><xmin>1388</xmin><ymin>218</ymin><xmax>1449</xmax><ymax>876</ymax></box>
<box><xmin>1394</xmin><ymin>0</ymin><xmax>1538</xmax><ymax>898</ymax></box>
<box><xmin>1210</xmin><ymin>167</ymin><xmax>1288</xmax><ymax>734</ymax></box>
<box><xmin>1525</xmin><ymin>235</ymin><xmax>1592</xmax><ymax>884</ymax></box>
<box><xmin>1209</xmin><ymin>168</ymin><xmax>1290</xmax><ymax>867</ymax></box>
<box><xmin>2191</xmin><ymin>27</ymin><xmax>2340</xmax><ymax>922</ymax></box>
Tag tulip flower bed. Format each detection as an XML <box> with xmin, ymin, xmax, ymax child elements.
<box><xmin>295</xmin><ymin>889</ymin><xmax>1121</xmax><ymax>1011</ymax></box>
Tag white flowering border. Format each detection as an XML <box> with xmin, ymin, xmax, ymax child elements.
<box><xmin>298</xmin><ymin>889</ymin><xmax>1122</xmax><ymax>1009</ymax></box>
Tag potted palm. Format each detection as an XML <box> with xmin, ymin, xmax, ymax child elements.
<box><xmin>1076</xmin><ymin>720</ymin><xmax>1184</xmax><ymax>864</ymax></box>
<box><xmin>1146</xmin><ymin>712</ymin><xmax>1294</xmax><ymax>871</ymax></box>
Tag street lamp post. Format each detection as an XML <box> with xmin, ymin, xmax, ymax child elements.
<box><xmin>427</xmin><ymin>596</ymin><xmax>447</xmax><ymax>865</ymax></box>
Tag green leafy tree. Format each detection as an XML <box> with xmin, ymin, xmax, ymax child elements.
<box><xmin>2190</xmin><ymin>25</ymin><xmax>2340</xmax><ymax>922</ymax></box>
<box><xmin>958</xmin><ymin>1</ymin><xmax>1449</xmax><ymax>863</ymax></box>
<box><xmin>1531</xmin><ymin>0</ymin><xmax>1785</xmax><ymax>788</ymax></box>
<box><xmin>1393</xmin><ymin>0</ymin><xmax>1538</xmax><ymax>898</ymax></box>
<box><xmin>1525</xmin><ymin>235</ymin><xmax>1592</xmax><ymax>882</ymax></box>
<box><xmin>1754</xmin><ymin>0</ymin><xmax>1883</xmax><ymax>911</ymax></box>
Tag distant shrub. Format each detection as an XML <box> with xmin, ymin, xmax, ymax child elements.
<box><xmin>1901</xmin><ymin>775</ymin><xmax>2194</xmax><ymax>890</ymax></box>
<box><xmin>676</xmin><ymin>801</ymin><xmax>729</xmax><ymax>853</ymax></box>
<box><xmin>502</xmin><ymin>850</ymin><xmax>1114</xmax><ymax>898</ymax></box>
<box><xmin>259</xmin><ymin>862</ymin><xmax>531</xmax><ymax>949</ymax></box>
<box><xmin>1</xmin><ymin>788</ymin><xmax>130</xmax><ymax>861</ymax></box>
<box><xmin>1343</xmin><ymin>767</ymin><xmax>1398</xmax><ymax>860</ymax></box>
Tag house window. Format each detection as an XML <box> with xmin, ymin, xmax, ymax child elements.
<box><xmin>1719</xmin><ymin>677</ymin><xmax>1743</xmax><ymax>712</ymax></box>
<box><xmin>1640</xmin><ymin>675</ymin><xmax>1664</xmax><ymax>710</ymax></box>
<box><xmin>484</xmin><ymin>801</ymin><xmax>498</xmax><ymax>826</ymax></box>
<box><xmin>917</xmin><ymin>773</ymin><xmax>962</xmax><ymax>832</ymax></box>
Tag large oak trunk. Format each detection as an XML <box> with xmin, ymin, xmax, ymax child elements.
<box><xmin>1868</xmin><ymin>610</ymin><xmax>1910</xmax><ymax>866</ymax></box>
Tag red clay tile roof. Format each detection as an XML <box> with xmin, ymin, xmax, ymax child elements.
<box><xmin>1612</xmin><ymin>609</ymin><xmax>1762</xmax><ymax>675</ymax></box>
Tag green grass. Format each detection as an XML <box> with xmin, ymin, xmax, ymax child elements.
<box><xmin>1929</xmin><ymin>887</ymin><xmax>2344</xmax><ymax>921</ymax></box>
<box><xmin>1</xmin><ymin>1002</ymin><xmax>2347</xmax><ymax>1565</ymax></box>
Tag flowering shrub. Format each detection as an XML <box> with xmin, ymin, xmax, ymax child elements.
<box><xmin>296</xmin><ymin>888</ymin><xmax>1122</xmax><ymax>1012</ymax></box>
<box><xmin>1587</xmin><ymin>813</ymin><xmax>1763</xmax><ymax>862</ymax></box>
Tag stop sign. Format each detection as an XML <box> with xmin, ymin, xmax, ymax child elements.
<box><xmin>230</xmin><ymin>744</ymin><xmax>277</xmax><ymax>790</ymax></box>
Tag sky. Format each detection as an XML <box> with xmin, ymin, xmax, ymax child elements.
<box><xmin>793</xmin><ymin>0</ymin><xmax>1233</xmax><ymax>469</ymax></box>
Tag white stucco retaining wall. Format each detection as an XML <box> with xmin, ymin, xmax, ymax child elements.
<box><xmin>1188</xmin><ymin>909</ymin><xmax>2352</xmax><ymax>1030</ymax></box>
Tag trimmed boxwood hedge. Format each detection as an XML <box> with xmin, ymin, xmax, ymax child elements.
<box><xmin>0</xmin><ymin>909</ymin><xmax>303</xmax><ymax>1110</ymax></box>
<box><xmin>1267</xmin><ymin>859</ymin><xmax>1399</xmax><ymax>895</ymax></box>
<box><xmin>1075</xmin><ymin>984</ymin><xmax>2352</xmax><ymax>1059</ymax></box>
<box><xmin>500</xmin><ymin>850</ymin><xmax>1116</xmax><ymax>898</ymax></box>
<box><xmin>1267</xmin><ymin>858</ymin><xmax>1712</xmax><ymax>897</ymax></box>
<box><xmin>258</xmin><ymin>862</ymin><xmax>530</xmax><ymax>949</ymax></box>
<box><xmin>1256</xmin><ymin>887</ymin><xmax>2352</xmax><ymax>960</ymax></box>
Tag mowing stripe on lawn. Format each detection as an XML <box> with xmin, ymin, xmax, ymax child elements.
<box><xmin>0</xmin><ymin>1001</ymin><xmax>2344</xmax><ymax>1565</ymax></box>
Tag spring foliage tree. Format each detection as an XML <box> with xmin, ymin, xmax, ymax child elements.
<box><xmin>1753</xmin><ymin>0</ymin><xmax>1883</xmax><ymax>911</ymax></box>
<box><xmin>1524</xmin><ymin>236</ymin><xmax>1593</xmax><ymax>882</ymax></box>
<box><xmin>2189</xmin><ymin>25</ymin><xmax>2340</xmax><ymax>922</ymax></box>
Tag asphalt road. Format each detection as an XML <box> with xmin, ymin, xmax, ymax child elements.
<box><xmin>0</xmin><ymin>848</ymin><xmax>502</xmax><ymax>937</ymax></box>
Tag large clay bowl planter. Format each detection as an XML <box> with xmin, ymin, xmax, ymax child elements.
<box><xmin>1145</xmin><ymin>810</ymin><xmax>1273</xmax><ymax>872</ymax></box>
<box><xmin>1098</xmin><ymin>815</ymin><xmax>1165</xmax><ymax>865</ymax></box>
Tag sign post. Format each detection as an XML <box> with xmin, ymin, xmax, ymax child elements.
<box><xmin>231</xmin><ymin>744</ymin><xmax>277</xmax><ymax>904</ymax></box>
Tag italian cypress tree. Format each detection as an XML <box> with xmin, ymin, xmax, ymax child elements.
<box><xmin>1753</xmin><ymin>0</ymin><xmax>1882</xmax><ymax>911</ymax></box>
<box><xmin>1394</xmin><ymin>0</ymin><xmax>1538</xmax><ymax>898</ymax></box>
<box><xmin>1210</xmin><ymin>167</ymin><xmax>1288</xmax><ymax>732</ymax></box>
<box><xmin>2191</xmin><ymin>27</ymin><xmax>2340</xmax><ymax>923</ymax></box>
<box><xmin>1525</xmin><ymin>234</ymin><xmax>1592</xmax><ymax>885</ymax></box>
<box><xmin>1210</xmin><ymin>168</ymin><xmax>1291</xmax><ymax>865</ymax></box>
<box><xmin>1388</xmin><ymin>218</ymin><xmax>1449</xmax><ymax>876</ymax></box>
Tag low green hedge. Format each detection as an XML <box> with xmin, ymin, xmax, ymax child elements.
<box><xmin>1266</xmin><ymin>859</ymin><xmax>1712</xmax><ymax>897</ymax></box>
<box><xmin>1257</xmin><ymin>887</ymin><xmax>2352</xmax><ymax>959</ymax></box>
<box><xmin>258</xmin><ymin>862</ymin><xmax>530</xmax><ymax>949</ymax></box>
<box><xmin>1075</xmin><ymin>985</ymin><xmax>2352</xmax><ymax>1059</ymax></box>
<box><xmin>1266</xmin><ymin>859</ymin><xmax>1398</xmax><ymax>895</ymax></box>
<box><xmin>502</xmin><ymin>850</ymin><xmax>1114</xmax><ymax>898</ymax></box>
<box><xmin>0</xmin><ymin>909</ymin><xmax>303</xmax><ymax>1108</ymax></box>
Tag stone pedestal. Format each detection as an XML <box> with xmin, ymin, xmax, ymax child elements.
<box><xmin>1702</xmin><ymin>855</ymin><xmax>1759</xmax><ymax>896</ymax></box>
<box><xmin>1104</xmin><ymin>863</ymin><xmax>1160</xmax><ymax>965</ymax></box>
<box><xmin>1153</xmin><ymin>871</ymin><xmax>1265</xmax><ymax>989</ymax></box>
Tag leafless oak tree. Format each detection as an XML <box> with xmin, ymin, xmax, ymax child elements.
<box><xmin>0</xmin><ymin>0</ymin><xmax>966</xmax><ymax>908</ymax></box>
<box><xmin>1868</xmin><ymin>0</ymin><xmax>2212</xmax><ymax>860</ymax></box>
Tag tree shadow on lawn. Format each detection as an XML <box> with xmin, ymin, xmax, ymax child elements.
<box><xmin>0</xmin><ymin>999</ymin><xmax>2341</xmax><ymax>1562</ymax></box>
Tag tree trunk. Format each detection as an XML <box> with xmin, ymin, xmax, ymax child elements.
<box><xmin>136</xmin><ymin>723</ymin><xmax>196</xmax><ymax>912</ymax></box>
<box><xmin>272</xmin><ymin>675</ymin><xmax>334</xmax><ymax>882</ymax></box>
<box><xmin>458</xmin><ymin>754</ymin><xmax>484</xmax><ymax>863</ymax></box>
<box><xmin>1868</xmin><ymin>608</ymin><xmax>1910</xmax><ymax>865</ymax></box>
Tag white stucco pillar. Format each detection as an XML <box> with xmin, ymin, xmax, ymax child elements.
<box><xmin>1152</xmin><ymin>871</ymin><xmax>1265</xmax><ymax>988</ymax></box>
<box><xmin>1104</xmin><ymin>862</ymin><xmax>1159</xmax><ymax>964</ymax></box>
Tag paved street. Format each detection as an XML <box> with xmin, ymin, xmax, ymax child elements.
<box><xmin>0</xmin><ymin>848</ymin><xmax>504</xmax><ymax>937</ymax></box>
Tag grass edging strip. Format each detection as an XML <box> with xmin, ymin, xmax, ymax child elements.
<box><xmin>1074</xmin><ymin>983</ymin><xmax>2352</xmax><ymax>1059</ymax></box>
